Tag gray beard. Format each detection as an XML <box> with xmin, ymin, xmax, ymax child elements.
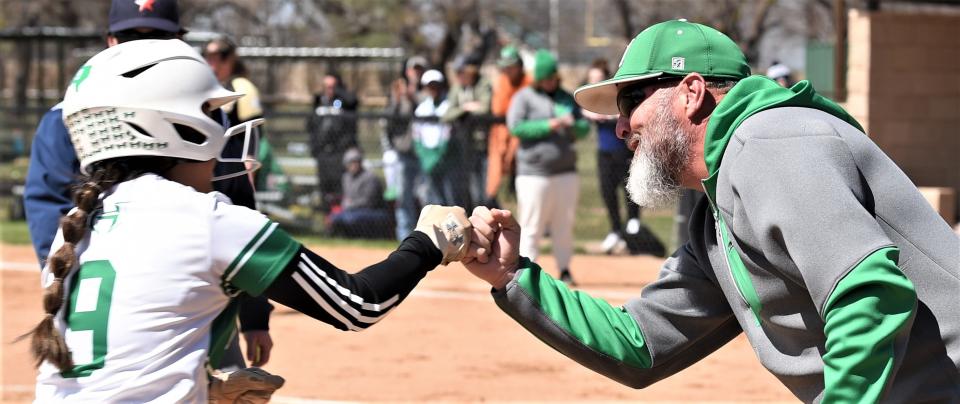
<box><xmin>626</xmin><ymin>92</ymin><xmax>693</xmax><ymax>208</ymax></box>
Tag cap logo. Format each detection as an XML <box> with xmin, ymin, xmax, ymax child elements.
<box><xmin>135</xmin><ymin>0</ymin><xmax>156</xmax><ymax>12</ymax></box>
<box><xmin>671</xmin><ymin>57</ymin><xmax>685</xmax><ymax>71</ymax></box>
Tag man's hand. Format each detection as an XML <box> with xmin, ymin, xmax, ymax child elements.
<box><xmin>462</xmin><ymin>206</ymin><xmax>522</xmax><ymax>290</ymax></box>
<box><xmin>208</xmin><ymin>367</ymin><xmax>284</xmax><ymax>404</ymax></box>
<box><xmin>242</xmin><ymin>330</ymin><xmax>272</xmax><ymax>367</ymax></box>
<box><xmin>415</xmin><ymin>205</ymin><xmax>473</xmax><ymax>265</ymax></box>
<box><xmin>462</xmin><ymin>101</ymin><xmax>483</xmax><ymax>113</ymax></box>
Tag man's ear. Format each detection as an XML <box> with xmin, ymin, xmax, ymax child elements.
<box><xmin>679</xmin><ymin>73</ymin><xmax>708</xmax><ymax>120</ymax></box>
<box><xmin>106</xmin><ymin>35</ymin><xmax>119</xmax><ymax>47</ymax></box>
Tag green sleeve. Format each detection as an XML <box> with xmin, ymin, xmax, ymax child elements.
<box><xmin>223</xmin><ymin>223</ymin><xmax>301</xmax><ymax>296</ymax></box>
<box><xmin>511</xmin><ymin>257</ymin><xmax>653</xmax><ymax>368</ymax></box>
<box><xmin>510</xmin><ymin>119</ymin><xmax>553</xmax><ymax>140</ymax></box>
<box><xmin>821</xmin><ymin>247</ymin><xmax>917</xmax><ymax>403</ymax></box>
<box><xmin>572</xmin><ymin>118</ymin><xmax>590</xmax><ymax>139</ymax></box>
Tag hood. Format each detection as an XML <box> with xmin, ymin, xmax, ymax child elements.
<box><xmin>701</xmin><ymin>75</ymin><xmax>864</xmax><ymax>199</ymax></box>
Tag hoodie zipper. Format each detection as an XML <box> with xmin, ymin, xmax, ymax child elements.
<box><xmin>702</xmin><ymin>182</ymin><xmax>763</xmax><ymax>326</ymax></box>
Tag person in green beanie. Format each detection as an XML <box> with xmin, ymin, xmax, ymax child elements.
<box><xmin>463</xmin><ymin>19</ymin><xmax>960</xmax><ymax>402</ymax></box>
<box><xmin>505</xmin><ymin>49</ymin><xmax>589</xmax><ymax>286</ymax></box>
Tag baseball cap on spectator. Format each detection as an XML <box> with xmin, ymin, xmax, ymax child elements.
<box><xmin>574</xmin><ymin>19</ymin><xmax>751</xmax><ymax>114</ymax></box>
<box><xmin>108</xmin><ymin>0</ymin><xmax>184</xmax><ymax>34</ymax></box>
<box><xmin>454</xmin><ymin>55</ymin><xmax>482</xmax><ymax>72</ymax></box>
<box><xmin>406</xmin><ymin>56</ymin><xmax>428</xmax><ymax>71</ymax></box>
<box><xmin>498</xmin><ymin>45</ymin><xmax>522</xmax><ymax>67</ymax></box>
<box><xmin>766</xmin><ymin>62</ymin><xmax>792</xmax><ymax>81</ymax></box>
<box><xmin>342</xmin><ymin>148</ymin><xmax>363</xmax><ymax>166</ymax></box>
<box><xmin>420</xmin><ymin>69</ymin><xmax>445</xmax><ymax>86</ymax></box>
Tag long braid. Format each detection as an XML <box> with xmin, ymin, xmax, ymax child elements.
<box><xmin>23</xmin><ymin>157</ymin><xmax>178</xmax><ymax>371</ymax></box>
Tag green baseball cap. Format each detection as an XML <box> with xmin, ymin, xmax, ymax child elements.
<box><xmin>575</xmin><ymin>19</ymin><xmax>751</xmax><ymax>114</ymax></box>
<box><xmin>498</xmin><ymin>45</ymin><xmax>522</xmax><ymax>67</ymax></box>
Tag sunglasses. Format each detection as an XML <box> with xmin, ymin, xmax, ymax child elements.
<box><xmin>616</xmin><ymin>77</ymin><xmax>682</xmax><ymax>117</ymax></box>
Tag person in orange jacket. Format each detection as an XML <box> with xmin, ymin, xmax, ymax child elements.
<box><xmin>485</xmin><ymin>45</ymin><xmax>532</xmax><ymax>207</ymax></box>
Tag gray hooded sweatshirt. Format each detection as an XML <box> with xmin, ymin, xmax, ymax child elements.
<box><xmin>492</xmin><ymin>79</ymin><xmax>960</xmax><ymax>402</ymax></box>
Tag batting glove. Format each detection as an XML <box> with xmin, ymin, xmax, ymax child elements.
<box><xmin>415</xmin><ymin>205</ymin><xmax>472</xmax><ymax>265</ymax></box>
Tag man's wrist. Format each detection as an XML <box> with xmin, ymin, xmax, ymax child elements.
<box><xmin>491</xmin><ymin>256</ymin><xmax>525</xmax><ymax>290</ymax></box>
<box><xmin>491</xmin><ymin>272</ymin><xmax>515</xmax><ymax>291</ymax></box>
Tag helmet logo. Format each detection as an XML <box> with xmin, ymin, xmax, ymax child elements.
<box><xmin>135</xmin><ymin>0</ymin><xmax>155</xmax><ymax>12</ymax></box>
<box><xmin>72</xmin><ymin>65</ymin><xmax>92</xmax><ymax>91</ymax></box>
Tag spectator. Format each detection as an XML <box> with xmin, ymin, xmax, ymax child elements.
<box><xmin>308</xmin><ymin>73</ymin><xmax>359</xmax><ymax>212</ymax></box>
<box><xmin>507</xmin><ymin>49</ymin><xmax>589</xmax><ymax>285</ymax></box>
<box><xmin>329</xmin><ymin>148</ymin><xmax>392</xmax><ymax>238</ymax></box>
<box><xmin>486</xmin><ymin>45</ymin><xmax>532</xmax><ymax>208</ymax></box>
<box><xmin>582</xmin><ymin>59</ymin><xmax>636</xmax><ymax>254</ymax></box>
<box><xmin>413</xmin><ymin>70</ymin><xmax>471</xmax><ymax>208</ymax></box>
<box><xmin>404</xmin><ymin>55</ymin><xmax>429</xmax><ymax>103</ymax></box>
<box><xmin>766</xmin><ymin>61</ymin><xmax>794</xmax><ymax>87</ymax></box>
<box><xmin>203</xmin><ymin>36</ymin><xmax>287</xmax><ymax>197</ymax></box>
<box><xmin>442</xmin><ymin>57</ymin><xmax>492</xmax><ymax>208</ymax></box>
<box><xmin>582</xmin><ymin>59</ymin><xmax>665</xmax><ymax>257</ymax></box>
<box><xmin>384</xmin><ymin>77</ymin><xmax>421</xmax><ymax>240</ymax></box>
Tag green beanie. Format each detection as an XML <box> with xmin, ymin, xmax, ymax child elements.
<box><xmin>533</xmin><ymin>49</ymin><xmax>557</xmax><ymax>82</ymax></box>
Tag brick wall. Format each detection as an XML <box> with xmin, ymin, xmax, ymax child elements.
<box><xmin>846</xmin><ymin>9</ymin><xmax>960</xmax><ymax>221</ymax></box>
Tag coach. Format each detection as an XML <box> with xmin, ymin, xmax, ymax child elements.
<box><xmin>465</xmin><ymin>19</ymin><xmax>959</xmax><ymax>402</ymax></box>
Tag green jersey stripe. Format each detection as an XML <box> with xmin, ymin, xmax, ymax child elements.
<box><xmin>515</xmin><ymin>258</ymin><xmax>653</xmax><ymax>369</ymax></box>
<box><xmin>223</xmin><ymin>222</ymin><xmax>276</xmax><ymax>283</ymax></box>
<box><xmin>228</xmin><ymin>225</ymin><xmax>300</xmax><ymax>296</ymax></box>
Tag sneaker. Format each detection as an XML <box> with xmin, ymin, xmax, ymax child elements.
<box><xmin>601</xmin><ymin>232</ymin><xmax>622</xmax><ymax>254</ymax></box>
<box><xmin>559</xmin><ymin>269</ymin><xmax>577</xmax><ymax>286</ymax></box>
<box><xmin>626</xmin><ymin>218</ymin><xmax>642</xmax><ymax>235</ymax></box>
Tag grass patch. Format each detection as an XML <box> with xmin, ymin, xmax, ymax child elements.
<box><xmin>1</xmin><ymin>220</ymin><xmax>32</xmax><ymax>245</ymax></box>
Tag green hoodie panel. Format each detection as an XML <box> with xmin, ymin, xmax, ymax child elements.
<box><xmin>822</xmin><ymin>247</ymin><xmax>917</xmax><ymax>403</ymax></box>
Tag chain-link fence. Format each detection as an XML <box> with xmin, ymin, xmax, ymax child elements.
<box><xmin>256</xmin><ymin>110</ymin><xmax>502</xmax><ymax>240</ymax></box>
<box><xmin>255</xmin><ymin>107</ymin><xmax>670</xmax><ymax>257</ymax></box>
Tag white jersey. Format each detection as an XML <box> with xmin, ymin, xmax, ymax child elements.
<box><xmin>35</xmin><ymin>174</ymin><xmax>299</xmax><ymax>403</ymax></box>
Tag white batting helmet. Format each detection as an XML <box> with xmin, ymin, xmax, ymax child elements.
<box><xmin>62</xmin><ymin>39</ymin><xmax>260</xmax><ymax>177</ymax></box>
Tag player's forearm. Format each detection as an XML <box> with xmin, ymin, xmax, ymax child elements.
<box><xmin>821</xmin><ymin>247</ymin><xmax>917</xmax><ymax>403</ymax></box>
<box><xmin>263</xmin><ymin>232</ymin><xmax>441</xmax><ymax>331</ymax></box>
<box><xmin>238</xmin><ymin>294</ymin><xmax>274</xmax><ymax>331</ymax></box>
<box><xmin>492</xmin><ymin>258</ymin><xmax>660</xmax><ymax>388</ymax></box>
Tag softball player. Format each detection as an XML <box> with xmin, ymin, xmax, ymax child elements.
<box><xmin>27</xmin><ymin>39</ymin><xmax>473</xmax><ymax>403</ymax></box>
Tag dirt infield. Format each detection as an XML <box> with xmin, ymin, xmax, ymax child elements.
<box><xmin>1</xmin><ymin>243</ymin><xmax>794</xmax><ymax>403</ymax></box>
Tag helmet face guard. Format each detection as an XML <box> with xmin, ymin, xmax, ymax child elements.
<box><xmin>212</xmin><ymin>118</ymin><xmax>264</xmax><ymax>182</ymax></box>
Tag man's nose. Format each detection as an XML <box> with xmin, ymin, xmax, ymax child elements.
<box><xmin>615</xmin><ymin>114</ymin><xmax>631</xmax><ymax>140</ymax></box>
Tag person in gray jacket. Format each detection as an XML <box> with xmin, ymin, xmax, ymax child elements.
<box><xmin>464</xmin><ymin>19</ymin><xmax>960</xmax><ymax>403</ymax></box>
<box><xmin>507</xmin><ymin>49</ymin><xmax>589</xmax><ymax>285</ymax></box>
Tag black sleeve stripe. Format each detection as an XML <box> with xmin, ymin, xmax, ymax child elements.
<box><xmin>300</xmin><ymin>252</ymin><xmax>401</xmax><ymax>312</ymax></box>
<box><xmin>294</xmin><ymin>263</ymin><xmax>396</xmax><ymax>328</ymax></box>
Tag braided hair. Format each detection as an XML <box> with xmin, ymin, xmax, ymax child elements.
<box><xmin>23</xmin><ymin>156</ymin><xmax>178</xmax><ymax>371</ymax></box>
